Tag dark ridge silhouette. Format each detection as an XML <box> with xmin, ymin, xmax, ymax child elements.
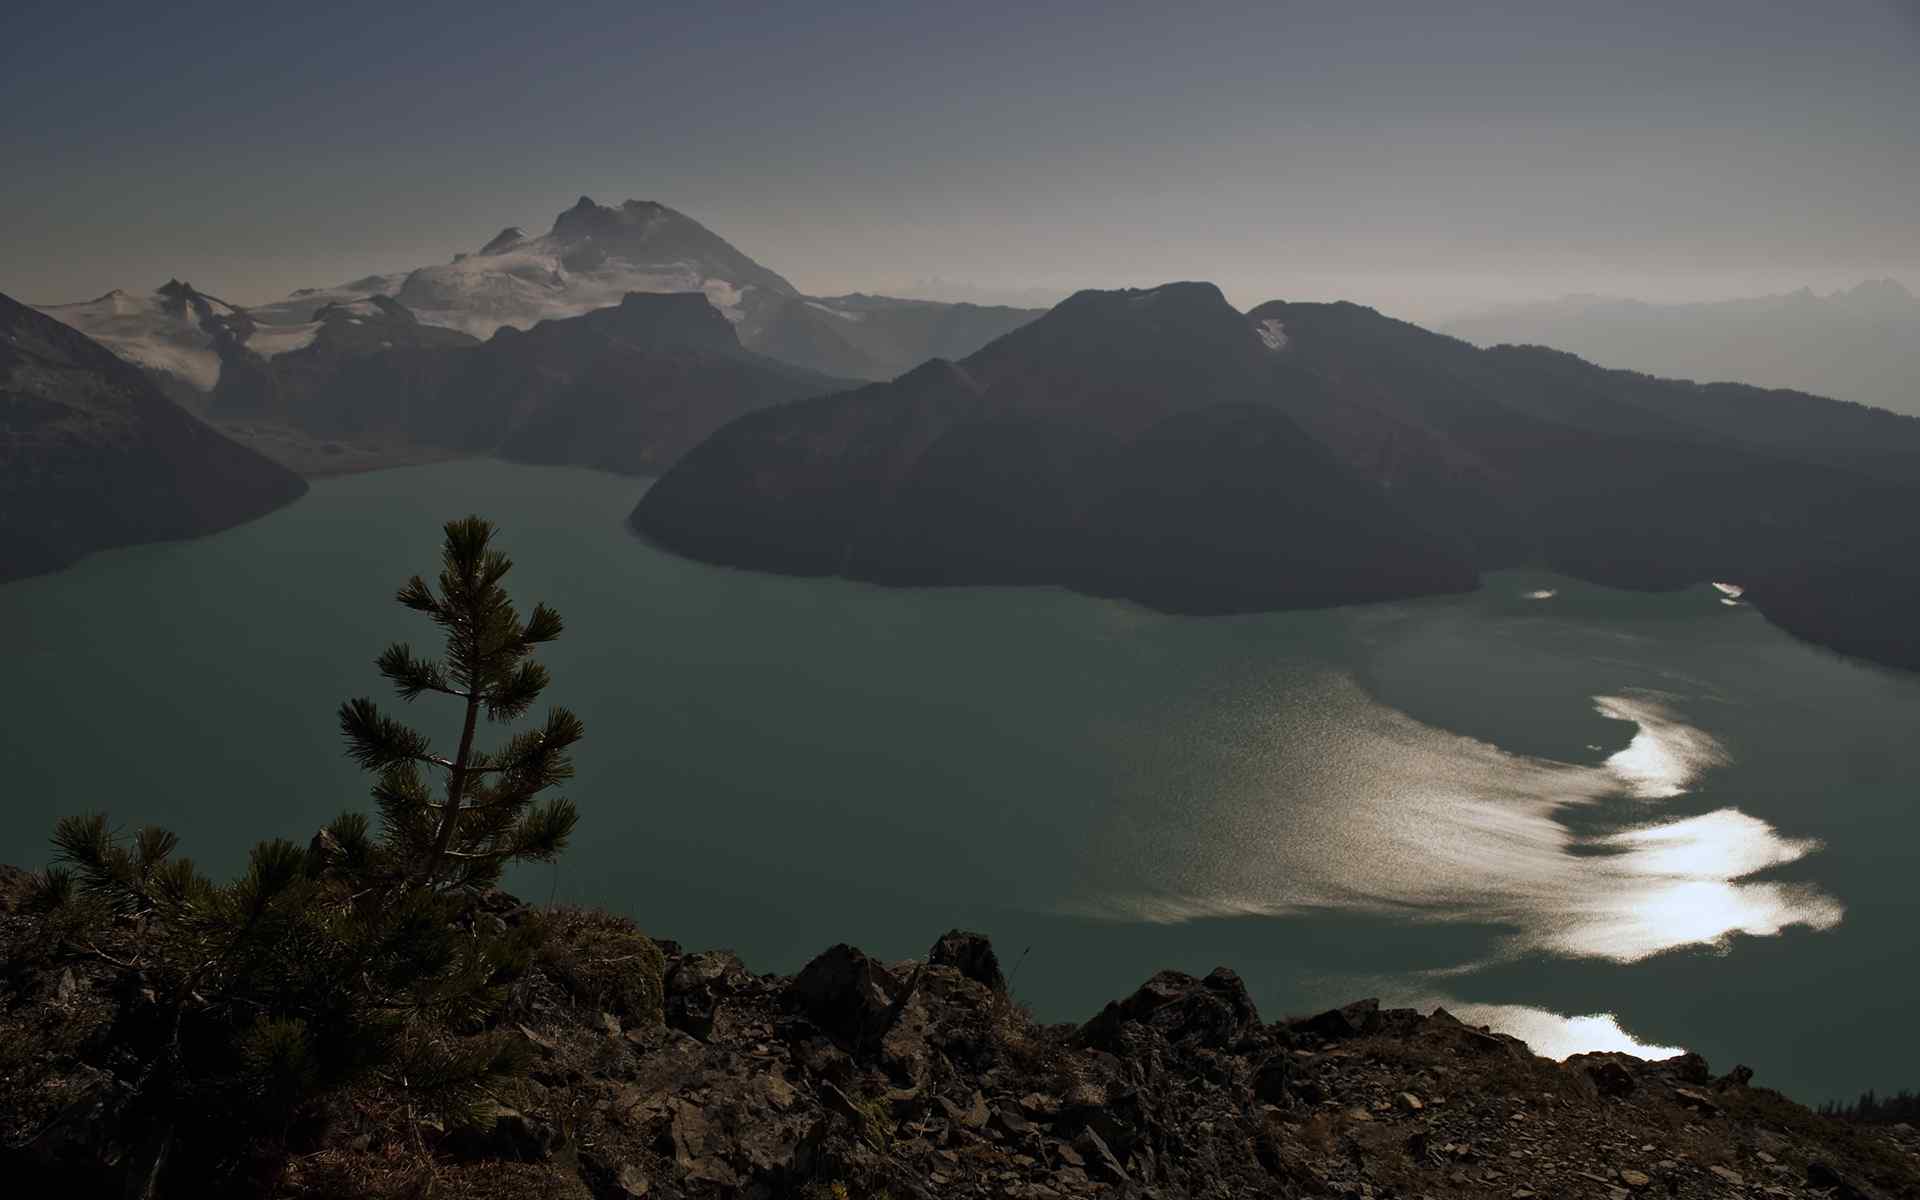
<box><xmin>635</xmin><ymin>283</ymin><xmax>1479</xmax><ymax>611</ymax></box>
<box><xmin>0</xmin><ymin>292</ymin><xmax>308</xmax><ymax>583</ymax></box>
<box><xmin>635</xmin><ymin>284</ymin><xmax>1920</xmax><ymax>670</ymax></box>
<box><xmin>258</xmin><ymin>291</ymin><xmax>852</xmax><ymax>476</ymax></box>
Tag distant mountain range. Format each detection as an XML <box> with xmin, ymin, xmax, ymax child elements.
<box><xmin>34</xmin><ymin>198</ymin><xmax>1042</xmax><ymax>400</ymax></box>
<box><xmin>635</xmin><ymin>281</ymin><xmax>1920</xmax><ymax>671</ymax></box>
<box><xmin>207</xmin><ymin>288</ymin><xmax>849</xmax><ymax>477</ymax></box>
<box><xmin>15</xmin><ymin>221</ymin><xmax>1920</xmax><ymax>672</ymax></box>
<box><xmin>0</xmin><ymin>294</ymin><xmax>306</xmax><ymax>582</ymax></box>
<box><xmin>1443</xmin><ymin>280</ymin><xmax>1920</xmax><ymax>417</ymax></box>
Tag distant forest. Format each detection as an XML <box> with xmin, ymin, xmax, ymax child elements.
<box><xmin>1821</xmin><ymin>1090</ymin><xmax>1920</xmax><ymax>1124</ymax></box>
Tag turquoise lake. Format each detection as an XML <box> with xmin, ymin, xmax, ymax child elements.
<box><xmin>5</xmin><ymin>458</ymin><xmax>1917</xmax><ymax>1103</ymax></box>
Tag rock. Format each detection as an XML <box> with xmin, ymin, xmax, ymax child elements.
<box><xmin>1671</xmin><ymin>1086</ymin><xmax>1721</xmax><ymax>1116</ymax></box>
<box><xmin>664</xmin><ymin>949</ymin><xmax>752</xmax><ymax>1040</ymax></box>
<box><xmin>446</xmin><ymin>1104</ymin><xmax>558</xmax><ymax>1162</ymax></box>
<box><xmin>1017</xmin><ymin>1092</ymin><xmax>1060</xmax><ymax>1119</ymax></box>
<box><xmin>1708</xmin><ymin>1164</ymin><xmax>1745</xmax><ymax>1186</ymax></box>
<box><xmin>1806</xmin><ymin>1160</ymin><xmax>1874</xmax><ymax>1200</ymax></box>
<box><xmin>683</xmin><ymin>1155</ymin><xmax>741</xmax><ymax>1189</ymax></box>
<box><xmin>818</xmin><ymin>1080</ymin><xmax>867</xmax><ymax>1126</ymax></box>
<box><xmin>1589</xmin><ymin>1060</ymin><xmax>1636</xmax><ymax>1098</ymax></box>
<box><xmin>1398</xmin><ymin>1092</ymin><xmax>1424</xmax><ymax>1112</ymax></box>
<box><xmin>795</xmin><ymin>1035</ymin><xmax>855</xmax><ymax>1084</ymax></box>
<box><xmin>1619</xmin><ymin>1168</ymin><xmax>1651</xmax><ymax>1188</ymax></box>
<box><xmin>1714</xmin><ymin>1063</ymin><xmax>1754</xmax><ymax>1090</ymax></box>
<box><xmin>1655</xmin><ymin>1051</ymin><xmax>1711</xmax><ymax>1084</ymax></box>
<box><xmin>1296</xmin><ymin>998</ymin><xmax>1381</xmax><ymax>1041</ymax></box>
<box><xmin>928</xmin><ymin>930</ymin><xmax>1007</xmax><ymax>993</ymax></box>
<box><xmin>993</xmin><ymin>1104</ymin><xmax>1036</xmax><ymax>1139</ymax></box>
<box><xmin>1073</xmin><ymin>1127</ymin><xmax>1129</xmax><ymax>1183</ymax></box>
<box><xmin>878</xmin><ymin>985</ymin><xmax>935</xmax><ymax>1084</ymax></box>
<box><xmin>936</xmin><ymin>1091</ymin><xmax>990</xmax><ymax>1130</ymax></box>
<box><xmin>1252</xmin><ymin>1053</ymin><xmax>1292</xmax><ymax>1104</ymax></box>
<box><xmin>791</xmin><ymin>943</ymin><xmax>901</xmax><ymax>1043</ymax></box>
<box><xmin>1079</xmin><ymin>966</ymin><xmax>1260</xmax><ymax>1051</ymax></box>
<box><xmin>1419</xmin><ymin>1007</ymin><xmax>1522</xmax><ymax>1057</ymax></box>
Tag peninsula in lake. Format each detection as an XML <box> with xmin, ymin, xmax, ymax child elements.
<box><xmin>635</xmin><ymin>281</ymin><xmax>1920</xmax><ymax>671</ymax></box>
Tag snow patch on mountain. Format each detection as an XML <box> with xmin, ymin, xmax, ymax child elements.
<box><xmin>245</xmin><ymin>323</ymin><xmax>322</xmax><ymax>356</ymax></box>
<box><xmin>34</xmin><ymin>287</ymin><xmax>233</xmax><ymax>389</ymax></box>
<box><xmin>33</xmin><ymin>197</ymin><xmax>1045</xmax><ymax>391</ymax></box>
<box><xmin>806</xmin><ymin>299</ymin><xmax>865</xmax><ymax>322</ymax></box>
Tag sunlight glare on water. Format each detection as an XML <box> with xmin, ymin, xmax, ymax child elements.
<box><xmin>1073</xmin><ymin>678</ymin><xmax>1841</xmax><ymax>967</ymax></box>
<box><xmin>1442</xmin><ymin>1003</ymin><xmax>1685</xmax><ymax>1061</ymax></box>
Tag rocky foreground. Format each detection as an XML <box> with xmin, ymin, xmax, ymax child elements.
<box><xmin>3</xmin><ymin>884</ymin><xmax>1916</xmax><ymax>1199</ymax></box>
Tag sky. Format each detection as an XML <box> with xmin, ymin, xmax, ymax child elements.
<box><xmin>3</xmin><ymin>0</ymin><xmax>1917</xmax><ymax>323</ymax></box>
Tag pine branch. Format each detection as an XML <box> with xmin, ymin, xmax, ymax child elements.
<box><xmin>339</xmin><ymin>699</ymin><xmax>435</xmax><ymax>771</ymax></box>
<box><xmin>484</xmin><ymin>660</ymin><xmax>548</xmax><ymax>721</ymax></box>
<box><xmin>376</xmin><ymin>644</ymin><xmax>461</xmax><ymax>701</ymax></box>
<box><xmin>395</xmin><ymin>576</ymin><xmax>442</xmax><ymax>615</ymax></box>
<box><xmin>519</xmin><ymin>604</ymin><xmax>562</xmax><ymax>647</ymax></box>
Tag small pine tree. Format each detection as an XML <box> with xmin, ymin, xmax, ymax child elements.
<box><xmin>339</xmin><ymin>513</ymin><xmax>583</xmax><ymax>890</ymax></box>
<box><xmin>26</xmin><ymin>515</ymin><xmax>583</xmax><ymax>1196</ymax></box>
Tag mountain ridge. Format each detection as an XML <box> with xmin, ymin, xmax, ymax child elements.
<box><xmin>0</xmin><ymin>292</ymin><xmax>308</xmax><ymax>583</ymax></box>
<box><xmin>1443</xmin><ymin>280</ymin><xmax>1920</xmax><ymax>417</ymax></box>
<box><xmin>635</xmin><ymin>281</ymin><xmax>1920</xmax><ymax>671</ymax></box>
<box><xmin>32</xmin><ymin>198</ymin><xmax>1043</xmax><ymax>390</ymax></box>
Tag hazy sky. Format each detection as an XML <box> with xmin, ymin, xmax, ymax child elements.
<box><xmin>4</xmin><ymin>0</ymin><xmax>1916</xmax><ymax>322</ymax></box>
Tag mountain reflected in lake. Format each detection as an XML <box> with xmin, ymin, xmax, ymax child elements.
<box><xmin>1072</xmin><ymin>681</ymin><xmax>1841</xmax><ymax>966</ymax></box>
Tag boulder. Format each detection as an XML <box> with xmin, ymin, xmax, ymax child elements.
<box><xmin>1079</xmin><ymin>967</ymin><xmax>1260</xmax><ymax>1052</ymax></box>
<box><xmin>445</xmin><ymin>1104</ymin><xmax>559</xmax><ymax>1162</ymax></box>
<box><xmin>1670</xmin><ymin>1086</ymin><xmax>1721</xmax><ymax>1116</ymax></box>
<box><xmin>1566</xmin><ymin>1053</ymin><xmax>1637</xmax><ymax>1098</ymax></box>
<box><xmin>1074</xmin><ymin>1126</ymin><xmax>1129</xmax><ymax>1183</ymax></box>
<box><xmin>664</xmin><ymin>949</ymin><xmax>752</xmax><ymax>1040</ymax></box>
<box><xmin>927</xmin><ymin>930</ymin><xmax>1007</xmax><ymax>993</ymax></box>
<box><xmin>1416</xmin><ymin>1007</ymin><xmax>1523</xmax><ymax>1058</ymax></box>
<box><xmin>1251</xmin><ymin>1053</ymin><xmax>1293</xmax><ymax>1104</ymax></box>
<box><xmin>1714</xmin><ymin>1063</ymin><xmax>1754</xmax><ymax>1090</ymax></box>
<box><xmin>1806</xmin><ymin>1160</ymin><xmax>1875</xmax><ymax>1200</ymax></box>
<box><xmin>1654</xmin><ymin>1051</ymin><xmax>1711</xmax><ymax>1085</ymax></box>
<box><xmin>791</xmin><ymin>944</ymin><xmax>901</xmax><ymax>1044</ymax></box>
<box><xmin>1294</xmin><ymin>997</ymin><xmax>1380</xmax><ymax>1041</ymax></box>
<box><xmin>992</xmin><ymin>1103</ymin><xmax>1035</xmax><ymax>1139</ymax></box>
<box><xmin>579</xmin><ymin>1150</ymin><xmax>652</xmax><ymax>1198</ymax></box>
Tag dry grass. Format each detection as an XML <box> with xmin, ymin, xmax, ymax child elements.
<box><xmin>529</xmin><ymin>907</ymin><xmax>665</xmax><ymax>1026</ymax></box>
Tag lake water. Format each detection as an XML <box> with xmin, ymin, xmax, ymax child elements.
<box><xmin>5</xmin><ymin>458</ymin><xmax>1917</xmax><ymax>1103</ymax></box>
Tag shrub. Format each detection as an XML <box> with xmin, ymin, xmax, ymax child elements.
<box><xmin>532</xmin><ymin>909</ymin><xmax>666</xmax><ymax>1027</ymax></box>
<box><xmin>22</xmin><ymin>516</ymin><xmax>587</xmax><ymax>1196</ymax></box>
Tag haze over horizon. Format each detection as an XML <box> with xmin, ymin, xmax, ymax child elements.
<box><xmin>5</xmin><ymin>0</ymin><xmax>1918</xmax><ymax>323</ymax></box>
